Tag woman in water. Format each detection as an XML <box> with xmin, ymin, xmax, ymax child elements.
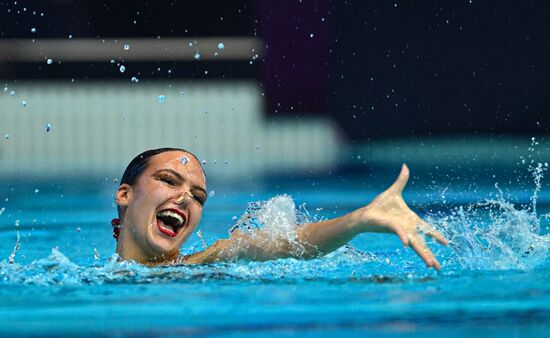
<box><xmin>113</xmin><ymin>148</ymin><xmax>449</xmax><ymax>269</ymax></box>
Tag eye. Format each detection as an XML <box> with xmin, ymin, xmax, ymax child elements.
<box><xmin>192</xmin><ymin>194</ymin><xmax>206</xmax><ymax>206</ymax></box>
<box><xmin>159</xmin><ymin>176</ymin><xmax>177</xmax><ymax>186</ymax></box>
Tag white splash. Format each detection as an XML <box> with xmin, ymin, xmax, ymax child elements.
<box><xmin>429</xmin><ymin>153</ymin><xmax>549</xmax><ymax>271</ymax></box>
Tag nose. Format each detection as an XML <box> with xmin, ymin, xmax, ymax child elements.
<box><xmin>175</xmin><ymin>191</ymin><xmax>194</xmax><ymax>205</ymax></box>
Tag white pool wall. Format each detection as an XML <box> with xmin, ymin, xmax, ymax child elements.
<box><xmin>0</xmin><ymin>80</ymin><xmax>344</xmax><ymax>179</ymax></box>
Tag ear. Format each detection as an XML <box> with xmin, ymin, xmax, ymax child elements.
<box><xmin>115</xmin><ymin>183</ymin><xmax>133</xmax><ymax>208</ymax></box>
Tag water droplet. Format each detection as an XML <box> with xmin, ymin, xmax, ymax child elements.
<box><xmin>194</xmin><ymin>52</ymin><xmax>201</xmax><ymax>60</ymax></box>
<box><xmin>68</xmin><ymin>34</ymin><xmax>73</xmax><ymax>39</ymax></box>
<box><xmin>217</xmin><ymin>42</ymin><xmax>225</xmax><ymax>50</ymax></box>
<box><xmin>4</xmin><ymin>134</ymin><xmax>10</xmax><ymax>140</ymax></box>
<box><xmin>232</xmin><ymin>216</ymin><xmax>238</xmax><ymax>222</ymax></box>
<box><xmin>224</xmin><ymin>160</ymin><xmax>228</xmax><ymax>165</ymax></box>
<box><xmin>76</xmin><ymin>227</ymin><xmax>81</xmax><ymax>232</ymax></box>
<box><xmin>119</xmin><ymin>65</ymin><xmax>126</xmax><ymax>73</ymax></box>
<box><xmin>46</xmin><ymin>58</ymin><xmax>53</xmax><ymax>65</ymax></box>
<box><xmin>157</xmin><ymin>95</ymin><xmax>165</xmax><ymax>103</ymax></box>
<box><xmin>188</xmin><ymin>42</ymin><xmax>193</xmax><ymax>47</ymax></box>
<box><xmin>209</xmin><ymin>190</ymin><xmax>215</xmax><ymax>197</ymax></box>
<box><xmin>256</xmin><ymin>145</ymin><xmax>260</xmax><ymax>150</ymax></box>
<box><xmin>9</xmin><ymin>90</ymin><xmax>15</xmax><ymax>96</ymax></box>
<box><xmin>34</xmin><ymin>189</ymin><xmax>39</xmax><ymax>194</ymax></box>
<box><xmin>180</xmin><ymin>156</ymin><xmax>189</xmax><ymax>164</ymax></box>
<box><xmin>131</xmin><ymin>76</ymin><xmax>139</xmax><ymax>83</ymax></box>
<box><xmin>3</xmin><ymin>86</ymin><xmax>7</xmax><ymax>92</ymax></box>
<box><xmin>110</xmin><ymin>59</ymin><xmax>115</xmax><ymax>64</ymax></box>
<box><xmin>204</xmin><ymin>108</ymin><xmax>208</xmax><ymax>114</ymax></box>
<box><xmin>201</xmin><ymin>160</ymin><xmax>207</xmax><ymax>165</ymax></box>
<box><xmin>124</xmin><ymin>44</ymin><xmax>130</xmax><ymax>50</ymax></box>
<box><xmin>20</xmin><ymin>101</ymin><xmax>27</xmax><ymax>107</ymax></box>
<box><xmin>45</xmin><ymin>123</ymin><xmax>52</xmax><ymax>132</ymax></box>
<box><xmin>310</xmin><ymin>33</ymin><xmax>314</xmax><ymax>38</ymax></box>
<box><xmin>30</xmin><ymin>27</ymin><xmax>36</xmax><ymax>33</ymax></box>
<box><xmin>180</xmin><ymin>91</ymin><xmax>185</xmax><ymax>95</ymax></box>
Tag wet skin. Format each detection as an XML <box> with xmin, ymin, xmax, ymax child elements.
<box><xmin>115</xmin><ymin>151</ymin><xmax>207</xmax><ymax>263</ymax></box>
<box><xmin>114</xmin><ymin>151</ymin><xmax>448</xmax><ymax>270</ymax></box>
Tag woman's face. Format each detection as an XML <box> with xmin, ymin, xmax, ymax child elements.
<box><xmin>115</xmin><ymin>151</ymin><xmax>207</xmax><ymax>262</ymax></box>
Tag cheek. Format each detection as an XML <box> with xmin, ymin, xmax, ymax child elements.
<box><xmin>135</xmin><ymin>185</ymin><xmax>166</xmax><ymax>205</ymax></box>
<box><xmin>191</xmin><ymin>207</ymin><xmax>203</xmax><ymax>225</ymax></box>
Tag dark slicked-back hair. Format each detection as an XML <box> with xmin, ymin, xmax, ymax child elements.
<box><xmin>117</xmin><ymin>147</ymin><xmax>202</xmax><ymax>217</ymax></box>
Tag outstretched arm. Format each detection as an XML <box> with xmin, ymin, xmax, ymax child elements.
<box><xmin>183</xmin><ymin>165</ymin><xmax>448</xmax><ymax>270</ymax></box>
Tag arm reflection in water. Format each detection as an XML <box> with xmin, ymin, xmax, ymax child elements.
<box><xmin>113</xmin><ymin>148</ymin><xmax>448</xmax><ymax>270</ymax></box>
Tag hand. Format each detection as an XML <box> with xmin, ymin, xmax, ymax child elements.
<box><xmin>355</xmin><ymin>164</ymin><xmax>448</xmax><ymax>270</ymax></box>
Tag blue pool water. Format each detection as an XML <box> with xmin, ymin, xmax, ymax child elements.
<box><xmin>0</xmin><ymin>165</ymin><xmax>549</xmax><ymax>337</ymax></box>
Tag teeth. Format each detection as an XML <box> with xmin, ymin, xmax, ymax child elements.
<box><xmin>157</xmin><ymin>210</ymin><xmax>184</xmax><ymax>225</ymax></box>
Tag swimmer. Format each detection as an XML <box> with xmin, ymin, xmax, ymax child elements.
<box><xmin>113</xmin><ymin>148</ymin><xmax>449</xmax><ymax>269</ymax></box>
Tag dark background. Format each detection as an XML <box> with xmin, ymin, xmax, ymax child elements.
<box><xmin>1</xmin><ymin>0</ymin><xmax>548</xmax><ymax>140</ymax></box>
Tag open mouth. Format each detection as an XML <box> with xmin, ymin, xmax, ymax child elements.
<box><xmin>156</xmin><ymin>209</ymin><xmax>186</xmax><ymax>237</ymax></box>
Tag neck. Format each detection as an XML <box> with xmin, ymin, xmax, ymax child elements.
<box><xmin>115</xmin><ymin>226</ymin><xmax>177</xmax><ymax>265</ymax></box>
<box><xmin>115</xmin><ymin>233</ymin><xmax>148</xmax><ymax>263</ymax></box>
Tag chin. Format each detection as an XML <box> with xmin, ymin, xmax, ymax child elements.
<box><xmin>146</xmin><ymin>238</ymin><xmax>179</xmax><ymax>260</ymax></box>
<box><xmin>145</xmin><ymin>226</ymin><xmax>187</xmax><ymax>260</ymax></box>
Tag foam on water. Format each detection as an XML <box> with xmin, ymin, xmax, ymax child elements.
<box><xmin>0</xmin><ymin>244</ymin><xmax>411</xmax><ymax>286</ymax></box>
<box><xmin>429</xmin><ymin>194</ymin><xmax>549</xmax><ymax>271</ymax></box>
<box><xmin>1</xmin><ymin>150</ymin><xmax>549</xmax><ymax>285</ymax></box>
<box><xmin>429</xmin><ymin>153</ymin><xmax>549</xmax><ymax>271</ymax></box>
<box><xmin>227</xmin><ymin>175</ymin><xmax>549</xmax><ymax>272</ymax></box>
<box><xmin>0</xmin><ymin>195</ymin><xmax>409</xmax><ymax>286</ymax></box>
<box><xmin>229</xmin><ymin>195</ymin><xmax>299</xmax><ymax>240</ymax></box>
<box><xmin>2</xmin><ymin>183</ymin><xmax>547</xmax><ymax>287</ymax></box>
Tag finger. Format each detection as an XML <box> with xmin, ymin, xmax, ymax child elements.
<box><xmin>421</xmin><ymin>236</ymin><xmax>442</xmax><ymax>271</ymax></box>
<box><xmin>428</xmin><ymin>229</ymin><xmax>449</xmax><ymax>246</ymax></box>
<box><xmin>389</xmin><ymin>164</ymin><xmax>410</xmax><ymax>193</ymax></box>
<box><xmin>432</xmin><ymin>255</ymin><xmax>441</xmax><ymax>271</ymax></box>
<box><xmin>420</xmin><ymin>221</ymin><xmax>449</xmax><ymax>246</ymax></box>
<box><xmin>426</xmin><ymin>247</ymin><xmax>441</xmax><ymax>271</ymax></box>
<box><xmin>424</xmin><ymin>246</ymin><xmax>441</xmax><ymax>271</ymax></box>
<box><xmin>394</xmin><ymin>226</ymin><xmax>410</xmax><ymax>247</ymax></box>
<box><xmin>409</xmin><ymin>238</ymin><xmax>434</xmax><ymax>268</ymax></box>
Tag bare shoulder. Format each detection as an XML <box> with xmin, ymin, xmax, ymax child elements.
<box><xmin>178</xmin><ymin>239</ymin><xmax>232</xmax><ymax>265</ymax></box>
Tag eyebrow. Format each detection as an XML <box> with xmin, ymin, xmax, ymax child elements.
<box><xmin>153</xmin><ymin>169</ymin><xmax>208</xmax><ymax>197</ymax></box>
